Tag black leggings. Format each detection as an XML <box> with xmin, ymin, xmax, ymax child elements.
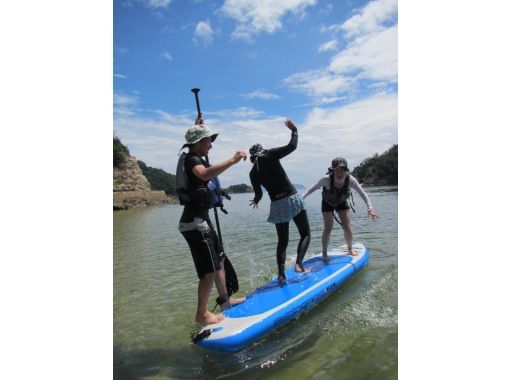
<box><xmin>275</xmin><ymin>209</ymin><xmax>311</xmax><ymax>275</ymax></box>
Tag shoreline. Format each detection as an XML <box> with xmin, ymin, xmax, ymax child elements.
<box><xmin>113</xmin><ymin>190</ymin><xmax>178</xmax><ymax>211</ymax></box>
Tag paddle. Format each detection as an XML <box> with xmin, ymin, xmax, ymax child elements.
<box><xmin>190</xmin><ymin>88</ymin><xmax>239</xmax><ymax>296</ymax></box>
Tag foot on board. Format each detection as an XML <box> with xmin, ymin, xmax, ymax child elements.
<box><xmin>295</xmin><ymin>264</ymin><xmax>311</xmax><ymax>274</ymax></box>
<box><xmin>196</xmin><ymin>311</ymin><xmax>224</xmax><ymax>325</ymax></box>
<box><xmin>220</xmin><ymin>296</ymin><xmax>246</xmax><ymax>311</ymax></box>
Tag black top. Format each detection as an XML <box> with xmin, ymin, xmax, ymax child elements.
<box><xmin>179</xmin><ymin>153</ymin><xmax>210</xmax><ymax>222</ymax></box>
<box><xmin>249</xmin><ymin>129</ymin><xmax>298</xmax><ymax>203</ymax></box>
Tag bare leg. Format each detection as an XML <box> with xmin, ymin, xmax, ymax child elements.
<box><xmin>322</xmin><ymin>211</ymin><xmax>334</xmax><ymax>262</ymax></box>
<box><xmin>339</xmin><ymin>209</ymin><xmax>357</xmax><ymax>256</ymax></box>
<box><xmin>196</xmin><ymin>273</ymin><xmax>224</xmax><ymax>324</ymax></box>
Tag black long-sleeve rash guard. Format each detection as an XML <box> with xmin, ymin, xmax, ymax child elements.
<box><xmin>249</xmin><ymin>129</ymin><xmax>298</xmax><ymax>204</ymax></box>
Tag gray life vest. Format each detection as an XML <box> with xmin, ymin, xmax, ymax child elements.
<box><xmin>176</xmin><ymin>152</ymin><xmax>226</xmax><ymax>209</ymax></box>
<box><xmin>322</xmin><ymin>174</ymin><xmax>352</xmax><ymax>207</ymax></box>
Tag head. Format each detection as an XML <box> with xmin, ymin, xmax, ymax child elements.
<box><xmin>249</xmin><ymin>143</ymin><xmax>265</xmax><ymax>163</ymax></box>
<box><xmin>183</xmin><ymin>124</ymin><xmax>218</xmax><ymax>156</ymax></box>
<box><xmin>330</xmin><ymin>157</ymin><xmax>349</xmax><ymax>176</ymax></box>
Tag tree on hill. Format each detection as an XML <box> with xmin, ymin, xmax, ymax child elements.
<box><xmin>137</xmin><ymin>161</ymin><xmax>177</xmax><ymax>195</ymax></box>
<box><xmin>352</xmin><ymin>144</ymin><xmax>398</xmax><ymax>186</ymax></box>
<box><xmin>113</xmin><ymin>136</ymin><xmax>130</xmax><ymax>167</ymax></box>
<box><xmin>225</xmin><ymin>183</ymin><xmax>252</xmax><ymax>193</ymax></box>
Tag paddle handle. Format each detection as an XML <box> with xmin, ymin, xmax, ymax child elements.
<box><xmin>191</xmin><ymin>88</ymin><xmax>202</xmax><ymax>118</ymax></box>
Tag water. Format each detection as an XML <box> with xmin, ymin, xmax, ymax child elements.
<box><xmin>114</xmin><ymin>187</ymin><xmax>398</xmax><ymax>379</ymax></box>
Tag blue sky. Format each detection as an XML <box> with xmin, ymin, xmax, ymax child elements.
<box><xmin>114</xmin><ymin>0</ymin><xmax>398</xmax><ymax>186</ymax></box>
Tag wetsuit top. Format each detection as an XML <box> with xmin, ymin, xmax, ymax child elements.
<box><xmin>249</xmin><ymin>129</ymin><xmax>298</xmax><ymax>203</ymax></box>
<box><xmin>302</xmin><ymin>174</ymin><xmax>374</xmax><ymax>212</ymax></box>
<box><xmin>179</xmin><ymin>153</ymin><xmax>211</xmax><ymax>223</ymax></box>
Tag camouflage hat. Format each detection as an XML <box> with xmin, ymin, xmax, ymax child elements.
<box><xmin>184</xmin><ymin>124</ymin><xmax>218</xmax><ymax>146</ymax></box>
<box><xmin>331</xmin><ymin>157</ymin><xmax>349</xmax><ymax>171</ymax></box>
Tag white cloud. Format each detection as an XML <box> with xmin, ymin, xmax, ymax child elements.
<box><xmin>161</xmin><ymin>51</ymin><xmax>173</xmax><ymax>61</ymax></box>
<box><xmin>242</xmin><ymin>90</ymin><xmax>281</xmax><ymax>100</ymax></box>
<box><xmin>221</xmin><ymin>0</ymin><xmax>318</xmax><ymax>41</ymax></box>
<box><xmin>114</xmin><ymin>73</ymin><xmax>127</xmax><ymax>79</ymax></box>
<box><xmin>283</xmin><ymin>69</ymin><xmax>352</xmax><ymax>98</ymax></box>
<box><xmin>329</xmin><ymin>25</ymin><xmax>397</xmax><ymax>82</ymax></box>
<box><xmin>146</xmin><ymin>0</ymin><xmax>172</xmax><ymax>8</ymax></box>
<box><xmin>113</xmin><ymin>93</ymin><xmax>396</xmax><ymax>186</ymax></box>
<box><xmin>341</xmin><ymin>0</ymin><xmax>397</xmax><ymax>38</ymax></box>
<box><xmin>283</xmin><ymin>0</ymin><xmax>397</xmax><ymax>103</ymax></box>
<box><xmin>318</xmin><ymin>39</ymin><xmax>338</xmax><ymax>53</ymax></box>
<box><xmin>114</xmin><ymin>93</ymin><xmax>139</xmax><ymax>118</ymax></box>
<box><xmin>193</xmin><ymin>20</ymin><xmax>214</xmax><ymax>46</ymax></box>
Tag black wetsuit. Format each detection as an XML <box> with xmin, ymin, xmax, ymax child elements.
<box><xmin>249</xmin><ymin>128</ymin><xmax>311</xmax><ymax>276</ymax></box>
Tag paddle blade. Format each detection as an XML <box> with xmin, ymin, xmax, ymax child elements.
<box><xmin>224</xmin><ymin>255</ymin><xmax>239</xmax><ymax>296</ymax></box>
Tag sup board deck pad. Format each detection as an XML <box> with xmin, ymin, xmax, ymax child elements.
<box><xmin>193</xmin><ymin>242</ymin><xmax>369</xmax><ymax>352</ymax></box>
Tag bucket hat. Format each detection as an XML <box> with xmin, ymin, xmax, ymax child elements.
<box><xmin>330</xmin><ymin>157</ymin><xmax>349</xmax><ymax>171</ymax></box>
<box><xmin>182</xmin><ymin>124</ymin><xmax>218</xmax><ymax>149</ymax></box>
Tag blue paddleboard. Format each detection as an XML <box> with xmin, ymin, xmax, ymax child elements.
<box><xmin>193</xmin><ymin>242</ymin><xmax>369</xmax><ymax>352</ymax></box>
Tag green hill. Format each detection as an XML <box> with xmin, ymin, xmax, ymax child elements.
<box><xmin>351</xmin><ymin>144</ymin><xmax>398</xmax><ymax>186</ymax></box>
<box><xmin>137</xmin><ymin>161</ymin><xmax>177</xmax><ymax>195</ymax></box>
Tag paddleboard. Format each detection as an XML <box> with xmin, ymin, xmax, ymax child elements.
<box><xmin>193</xmin><ymin>242</ymin><xmax>369</xmax><ymax>352</ymax></box>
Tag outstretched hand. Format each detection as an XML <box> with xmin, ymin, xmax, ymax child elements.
<box><xmin>249</xmin><ymin>199</ymin><xmax>258</xmax><ymax>209</ymax></box>
<box><xmin>368</xmin><ymin>210</ymin><xmax>379</xmax><ymax>220</ymax></box>
<box><xmin>284</xmin><ymin>118</ymin><xmax>297</xmax><ymax>131</ymax></box>
<box><xmin>195</xmin><ymin>116</ymin><xmax>204</xmax><ymax>125</ymax></box>
<box><xmin>232</xmin><ymin>151</ymin><xmax>248</xmax><ymax>163</ymax></box>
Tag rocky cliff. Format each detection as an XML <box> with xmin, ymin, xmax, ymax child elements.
<box><xmin>113</xmin><ymin>154</ymin><xmax>172</xmax><ymax>210</ymax></box>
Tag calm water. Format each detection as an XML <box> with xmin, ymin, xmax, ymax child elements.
<box><xmin>114</xmin><ymin>187</ymin><xmax>398</xmax><ymax>379</ymax></box>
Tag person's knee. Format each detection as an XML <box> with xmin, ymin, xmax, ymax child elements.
<box><xmin>323</xmin><ymin>224</ymin><xmax>333</xmax><ymax>234</ymax></box>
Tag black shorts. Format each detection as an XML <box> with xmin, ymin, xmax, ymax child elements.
<box><xmin>321</xmin><ymin>199</ymin><xmax>350</xmax><ymax>213</ymax></box>
<box><xmin>181</xmin><ymin>227</ymin><xmax>225</xmax><ymax>279</ymax></box>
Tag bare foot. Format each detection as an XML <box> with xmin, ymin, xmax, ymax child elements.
<box><xmin>295</xmin><ymin>264</ymin><xmax>311</xmax><ymax>274</ymax></box>
<box><xmin>348</xmin><ymin>248</ymin><xmax>359</xmax><ymax>256</ymax></box>
<box><xmin>195</xmin><ymin>311</ymin><xmax>224</xmax><ymax>325</ymax></box>
<box><xmin>278</xmin><ymin>273</ymin><xmax>286</xmax><ymax>284</ymax></box>
<box><xmin>221</xmin><ymin>296</ymin><xmax>246</xmax><ymax>311</ymax></box>
<box><xmin>322</xmin><ymin>253</ymin><xmax>330</xmax><ymax>262</ymax></box>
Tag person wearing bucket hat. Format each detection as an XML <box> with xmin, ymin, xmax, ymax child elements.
<box><xmin>249</xmin><ymin>118</ymin><xmax>311</xmax><ymax>284</ymax></box>
<box><xmin>302</xmin><ymin>157</ymin><xmax>379</xmax><ymax>260</ymax></box>
<box><xmin>178</xmin><ymin>117</ymin><xmax>248</xmax><ymax>325</ymax></box>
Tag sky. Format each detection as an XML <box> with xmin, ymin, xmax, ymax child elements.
<box><xmin>114</xmin><ymin>0</ymin><xmax>398</xmax><ymax>187</ymax></box>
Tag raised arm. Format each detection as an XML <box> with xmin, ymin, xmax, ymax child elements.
<box><xmin>268</xmin><ymin>119</ymin><xmax>298</xmax><ymax>160</ymax></box>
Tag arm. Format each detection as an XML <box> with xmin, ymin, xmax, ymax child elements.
<box><xmin>302</xmin><ymin>177</ymin><xmax>327</xmax><ymax>199</ymax></box>
<box><xmin>249</xmin><ymin>168</ymin><xmax>263</xmax><ymax>207</ymax></box>
<box><xmin>268</xmin><ymin>119</ymin><xmax>298</xmax><ymax>160</ymax></box>
<box><xmin>349</xmin><ymin>176</ymin><xmax>379</xmax><ymax>220</ymax></box>
<box><xmin>192</xmin><ymin>151</ymin><xmax>247</xmax><ymax>181</ymax></box>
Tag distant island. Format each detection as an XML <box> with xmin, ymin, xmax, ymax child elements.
<box><xmin>113</xmin><ymin>137</ymin><xmax>397</xmax><ymax>210</ymax></box>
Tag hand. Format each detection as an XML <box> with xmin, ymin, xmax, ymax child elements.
<box><xmin>195</xmin><ymin>116</ymin><xmax>204</xmax><ymax>125</ymax></box>
<box><xmin>249</xmin><ymin>199</ymin><xmax>258</xmax><ymax>209</ymax></box>
<box><xmin>232</xmin><ymin>150</ymin><xmax>248</xmax><ymax>163</ymax></box>
<box><xmin>368</xmin><ymin>210</ymin><xmax>379</xmax><ymax>220</ymax></box>
<box><xmin>284</xmin><ymin>118</ymin><xmax>297</xmax><ymax>131</ymax></box>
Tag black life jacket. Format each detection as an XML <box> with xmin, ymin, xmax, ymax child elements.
<box><xmin>321</xmin><ymin>174</ymin><xmax>353</xmax><ymax>209</ymax></box>
<box><xmin>176</xmin><ymin>152</ymin><xmax>225</xmax><ymax>209</ymax></box>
